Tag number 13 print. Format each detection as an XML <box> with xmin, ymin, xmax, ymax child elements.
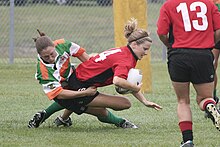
<box><xmin>177</xmin><ymin>2</ymin><xmax>208</xmax><ymax>31</ymax></box>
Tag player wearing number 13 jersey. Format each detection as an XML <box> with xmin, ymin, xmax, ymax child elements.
<box><xmin>157</xmin><ymin>0</ymin><xmax>220</xmax><ymax>48</ymax></box>
<box><xmin>157</xmin><ymin>0</ymin><xmax>220</xmax><ymax>146</ymax></box>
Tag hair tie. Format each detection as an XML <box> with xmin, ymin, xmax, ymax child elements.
<box><xmin>37</xmin><ymin>29</ymin><xmax>45</xmax><ymax>36</ymax></box>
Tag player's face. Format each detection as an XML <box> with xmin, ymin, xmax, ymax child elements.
<box><xmin>39</xmin><ymin>46</ymin><xmax>57</xmax><ymax>64</ymax></box>
<box><xmin>133</xmin><ymin>41</ymin><xmax>151</xmax><ymax>60</ymax></box>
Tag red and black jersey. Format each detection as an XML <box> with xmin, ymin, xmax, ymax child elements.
<box><xmin>75</xmin><ymin>46</ymin><xmax>138</xmax><ymax>87</ymax></box>
<box><xmin>157</xmin><ymin>0</ymin><xmax>220</xmax><ymax>49</ymax></box>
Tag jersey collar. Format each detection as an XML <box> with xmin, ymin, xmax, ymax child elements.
<box><xmin>127</xmin><ymin>45</ymin><xmax>138</xmax><ymax>61</ymax></box>
<box><xmin>37</xmin><ymin>51</ymin><xmax>59</xmax><ymax>68</ymax></box>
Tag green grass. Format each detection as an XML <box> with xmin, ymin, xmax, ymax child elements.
<box><xmin>0</xmin><ymin>62</ymin><xmax>220</xmax><ymax>147</ymax></box>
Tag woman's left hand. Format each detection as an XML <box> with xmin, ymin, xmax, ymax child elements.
<box><xmin>145</xmin><ymin>101</ymin><xmax>162</xmax><ymax>110</ymax></box>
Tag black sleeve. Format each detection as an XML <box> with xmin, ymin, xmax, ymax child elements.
<box><xmin>168</xmin><ymin>25</ymin><xmax>174</xmax><ymax>48</ymax></box>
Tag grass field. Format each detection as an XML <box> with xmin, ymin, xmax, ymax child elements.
<box><xmin>0</xmin><ymin>62</ymin><xmax>220</xmax><ymax>147</ymax></box>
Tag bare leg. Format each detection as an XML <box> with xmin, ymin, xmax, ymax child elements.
<box><xmin>172</xmin><ymin>82</ymin><xmax>192</xmax><ymax>122</ymax></box>
<box><xmin>212</xmin><ymin>49</ymin><xmax>220</xmax><ymax>103</ymax></box>
<box><xmin>59</xmin><ymin>93</ymin><xmax>131</xmax><ymax>120</ymax></box>
<box><xmin>193</xmin><ymin>82</ymin><xmax>214</xmax><ymax>110</ymax></box>
<box><xmin>84</xmin><ymin>107</ymin><xmax>137</xmax><ymax>128</ymax></box>
<box><xmin>60</xmin><ymin>109</ymin><xmax>73</xmax><ymax>120</ymax></box>
<box><xmin>172</xmin><ymin>81</ymin><xmax>193</xmax><ymax>143</ymax></box>
<box><xmin>87</xmin><ymin>93</ymin><xmax>131</xmax><ymax>111</ymax></box>
<box><xmin>193</xmin><ymin>82</ymin><xmax>220</xmax><ymax>131</ymax></box>
<box><xmin>56</xmin><ymin>93</ymin><xmax>136</xmax><ymax>128</ymax></box>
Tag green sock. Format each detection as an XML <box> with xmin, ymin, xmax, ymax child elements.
<box><xmin>213</xmin><ymin>89</ymin><xmax>217</xmax><ymax>98</ymax></box>
<box><xmin>97</xmin><ymin>110</ymin><xmax>124</xmax><ymax>125</ymax></box>
<box><xmin>44</xmin><ymin>102</ymin><xmax>64</xmax><ymax>120</ymax></box>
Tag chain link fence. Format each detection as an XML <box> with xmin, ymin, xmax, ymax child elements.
<box><xmin>0</xmin><ymin>0</ymin><xmax>165</xmax><ymax>64</ymax></box>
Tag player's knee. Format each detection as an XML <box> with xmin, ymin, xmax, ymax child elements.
<box><xmin>98</xmin><ymin>109</ymin><xmax>108</xmax><ymax>117</ymax></box>
<box><xmin>178</xmin><ymin>97</ymin><xmax>190</xmax><ymax>105</ymax></box>
<box><xmin>124</xmin><ymin>99</ymin><xmax>131</xmax><ymax>109</ymax></box>
<box><xmin>112</xmin><ymin>100</ymin><xmax>131</xmax><ymax>111</ymax></box>
<box><xmin>120</xmin><ymin>99</ymin><xmax>131</xmax><ymax>110</ymax></box>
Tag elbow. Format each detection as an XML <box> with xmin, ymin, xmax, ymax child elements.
<box><xmin>215</xmin><ymin>29</ymin><xmax>220</xmax><ymax>43</ymax></box>
<box><xmin>158</xmin><ymin>34</ymin><xmax>167</xmax><ymax>41</ymax></box>
<box><xmin>112</xmin><ymin>98</ymin><xmax>131</xmax><ymax>111</ymax></box>
<box><xmin>113</xmin><ymin>76</ymin><xmax>121</xmax><ymax>86</ymax></box>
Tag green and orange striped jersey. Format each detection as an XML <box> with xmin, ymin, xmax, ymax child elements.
<box><xmin>35</xmin><ymin>38</ymin><xmax>85</xmax><ymax>100</ymax></box>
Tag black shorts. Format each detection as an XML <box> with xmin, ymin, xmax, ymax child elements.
<box><xmin>167</xmin><ymin>48</ymin><xmax>214</xmax><ymax>84</ymax></box>
<box><xmin>54</xmin><ymin>92</ymin><xmax>99</xmax><ymax>115</ymax></box>
<box><xmin>54</xmin><ymin>72</ymin><xmax>99</xmax><ymax>115</ymax></box>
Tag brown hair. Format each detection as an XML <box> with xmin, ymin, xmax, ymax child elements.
<box><xmin>33</xmin><ymin>29</ymin><xmax>54</xmax><ymax>54</ymax></box>
<box><xmin>124</xmin><ymin>18</ymin><xmax>152</xmax><ymax>45</ymax></box>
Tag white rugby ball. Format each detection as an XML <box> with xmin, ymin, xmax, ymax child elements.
<box><xmin>115</xmin><ymin>68</ymin><xmax>142</xmax><ymax>94</ymax></box>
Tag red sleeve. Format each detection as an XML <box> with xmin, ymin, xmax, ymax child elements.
<box><xmin>113</xmin><ymin>65</ymin><xmax>130</xmax><ymax>79</ymax></box>
<box><xmin>112</xmin><ymin>46</ymin><xmax>136</xmax><ymax>79</ymax></box>
<box><xmin>212</xmin><ymin>5</ymin><xmax>220</xmax><ymax>30</ymax></box>
<box><xmin>157</xmin><ymin>3</ymin><xmax>171</xmax><ymax>35</ymax></box>
<box><xmin>112</xmin><ymin>58</ymin><xmax>133</xmax><ymax>79</ymax></box>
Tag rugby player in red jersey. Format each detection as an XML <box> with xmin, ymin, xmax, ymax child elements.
<box><xmin>157</xmin><ymin>0</ymin><xmax>220</xmax><ymax>146</ymax></box>
<box><xmin>210</xmin><ymin>0</ymin><xmax>220</xmax><ymax>105</ymax></box>
<box><xmin>29</xmin><ymin>18</ymin><xmax>162</xmax><ymax>129</ymax></box>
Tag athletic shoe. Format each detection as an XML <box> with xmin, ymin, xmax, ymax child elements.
<box><xmin>204</xmin><ymin>97</ymin><xmax>220</xmax><ymax>119</ymax></box>
<box><xmin>214</xmin><ymin>96</ymin><xmax>220</xmax><ymax>114</ymax></box>
<box><xmin>28</xmin><ymin>110</ymin><xmax>46</xmax><ymax>128</ymax></box>
<box><xmin>115</xmin><ymin>119</ymin><xmax>138</xmax><ymax>129</ymax></box>
<box><xmin>206</xmin><ymin>103</ymin><xmax>220</xmax><ymax>131</ymax></box>
<box><xmin>54</xmin><ymin>116</ymin><xmax>72</xmax><ymax>127</ymax></box>
<box><xmin>180</xmin><ymin>140</ymin><xmax>194</xmax><ymax>147</ymax></box>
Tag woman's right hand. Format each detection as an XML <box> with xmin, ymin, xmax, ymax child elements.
<box><xmin>85</xmin><ymin>86</ymin><xmax>97</xmax><ymax>96</ymax></box>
